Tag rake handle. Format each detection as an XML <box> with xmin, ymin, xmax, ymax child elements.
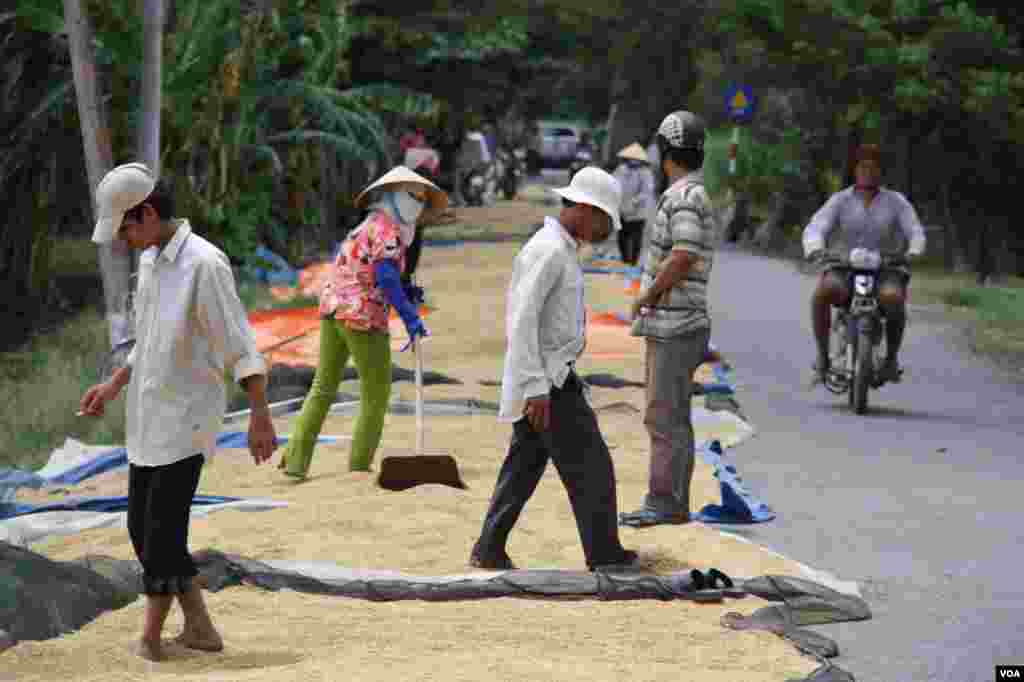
<box><xmin>414</xmin><ymin>335</ymin><xmax>424</xmax><ymax>455</ymax></box>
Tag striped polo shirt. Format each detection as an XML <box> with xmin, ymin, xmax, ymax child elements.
<box><xmin>631</xmin><ymin>170</ymin><xmax>715</xmax><ymax>339</ymax></box>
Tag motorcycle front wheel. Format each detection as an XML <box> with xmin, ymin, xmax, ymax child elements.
<box><xmin>851</xmin><ymin>324</ymin><xmax>874</xmax><ymax>414</ymax></box>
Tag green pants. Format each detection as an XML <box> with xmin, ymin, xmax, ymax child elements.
<box><xmin>281</xmin><ymin>320</ymin><xmax>392</xmax><ymax>475</ymax></box>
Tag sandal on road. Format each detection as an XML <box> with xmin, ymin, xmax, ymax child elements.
<box><xmin>619</xmin><ymin>509</ymin><xmax>690</xmax><ymax>528</ymax></box>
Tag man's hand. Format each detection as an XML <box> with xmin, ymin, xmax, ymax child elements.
<box><xmin>524</xmin><ymin>396</ymin><xmax>551</xmax><ymax>432</ymax></box>
<box><xmin>631</xmin><ymin>290</ymin><xmax>657</xmax><ymax>321</ymax></box>
<box><xmin>79</xmin><ymin>381</ymin><xmax>121</xmax><ymax>417</ymax></box>
<box><xmin>247</xmin><ymin>412</ymin><xmax>277</xmax><ymax>464</ymax></box>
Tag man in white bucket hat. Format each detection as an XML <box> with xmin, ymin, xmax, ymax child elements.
<box><xmin>471</xmin><ymin>166</ymin><xmax>640</xmax><ymax>573</ymax></box>
<box><xmin>80</xmin><ymin>162</ymin><xmax>276</xmax><ymax>660</ymax></box>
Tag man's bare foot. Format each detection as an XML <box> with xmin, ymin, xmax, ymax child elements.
<box><xmin>135</xmin><ymin>637</ymin><xmax>165</xmax><ymax>661</ymax></box>
<box><xmin>173</xmin><ymin>630</ymin><xmax>224</xmax><ymax>652</ymax></box>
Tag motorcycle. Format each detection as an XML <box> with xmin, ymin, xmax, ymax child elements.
<box><xmin>822</xmin><ymin>248</ymin><xmax>906</xmax><ymax>414</ymax></box>
<box><xmin>499</xmin><ymin>146</ymin><xmax>527</xmax><ymax>199</ymax></box>
<box><xmin>462</xmin><ymin>162</ymin><xmax>493</xmax><ymax>206</ymax></box>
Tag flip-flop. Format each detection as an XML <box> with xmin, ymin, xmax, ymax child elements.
<box><xmin>619</xmin><ymin>509</ymin><xmax>690</xmax><ymax>528</ymax></box>
<box><xmin>706</xmin><ymin>568</ymin><xmax>735</xmax><ymax>589</ymax></box>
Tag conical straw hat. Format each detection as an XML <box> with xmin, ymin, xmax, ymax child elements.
<box><xmin>617</xmin><ymin>143</ymin><xmax>649</xmax><ymax>163</ymax></box>
<box><xmin>355</xmin><ymin>166</ymin><xmax>449</xmax><ymax>215</ymax></box>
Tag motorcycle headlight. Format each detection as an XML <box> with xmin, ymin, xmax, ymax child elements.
<box><xmin>853</xmin><ymin>274</ymin><xmax>875</xmax><ymax>295</ymax></box>
<box><xmin>849</xmin><ymin>248</ymin><xmax>881</xmax><ymax>270</ymax></box>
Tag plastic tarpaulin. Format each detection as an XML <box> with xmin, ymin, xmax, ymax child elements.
<box><xmin>0</xmin><ymin>499</ymin><xmax>289</xmax><ymax>547</ymax></box>
<box><xmin>693</xmin><ymin>441</ymin><xmax>775</xmax><ymax>524</ymax></box>
<box><xmin>245</xmin><ymin>245</ymin><xmax>298</xmax><ymax>286</ymax></box>
<box><xmin>249</xmin><ymin>305</ymin><xmax>435</xmax><ymax>366</ymax></box>
<box><xmin>0</xmin><ymin>432</ymin><xmax>340</xmax><ymax>507</ymax></box>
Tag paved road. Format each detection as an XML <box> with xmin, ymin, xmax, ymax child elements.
<box><xmin>711</xmin><ymin>247</ymin><xmax>1024</xmax><ymax>682</ymax></box>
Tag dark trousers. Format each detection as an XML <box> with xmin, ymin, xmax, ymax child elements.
<box><xmin>618</xmin><ymin>219</ymin><xmax>645</xmax><ymax>265</ymax></box>
<box><xmin>127</xmin><ymin>453</ymin><xmax>203</xmax><ymax>595</ymax></box>
<box><xmin>473</xmin><ymin>372</ymin><xmax>628</xmax><ymax>568</ymax></box>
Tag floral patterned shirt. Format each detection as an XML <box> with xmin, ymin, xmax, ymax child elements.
<box><xmin>319</xmin><ymin>210</ymin><xmax>406</xmax><ymax>332</ymax></box>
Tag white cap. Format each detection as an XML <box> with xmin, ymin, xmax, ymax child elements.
<box><xmin>92</xmin><ymin>162</ymin><xmax>157</xmax><ymax>244</ymax></box>
<box><xmin>551</xmin><ymin>166</ymin><xmax>622</xmax><ymax>233</ymax></box>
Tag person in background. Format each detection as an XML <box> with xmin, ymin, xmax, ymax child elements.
<box><xmin>399</xmin><ymin>126</ymin><xmax>427</xmax><ymax>155</ymax></box>
<box><xmin>470</xmin><ymin>167</ymin><xmax>639</xmax><ymax>573</ymax></box>
<box><xmin>613</xmin><ymin>142</ymin><xmax>657</xmax><ymax>265</ymax></box>
<box><xmin>80</xmin><ymin>163</ymin><xmax>276</xmax><ymax>661</ymax></box>
<box><xmin>277</xmin><ymin>167</ymin><xmax>447</xmax><ymax>479</ymax></box>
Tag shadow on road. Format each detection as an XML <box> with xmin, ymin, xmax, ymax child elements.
<box><xmin>817</xmin><ymin>403</ymin><xmax>1024</xmax><ymax>435</ymax></box>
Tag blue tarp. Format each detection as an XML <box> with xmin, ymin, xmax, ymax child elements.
<box><xmin>0</xmin><ymin>494</ymin><xmax>241</xmax><ymax>521</ymax></box>
<box><xmin>693</xmin><ymin>441</ymin><xmax>775</xmax><ymax>524</ymax></box>
<box><xmin>247</xmin><ymin>245</ymin><xmax>298</xmax><ymax>286</ymax></box>
<box><xmin>583</xmin><ymin>264</ymin><xmax>642</xmax><ymax>275</ymax></box>
<box><xmin>0</xmin><ymin>432</ymin><xmax>340</xmax><ymax>505</ymax></box>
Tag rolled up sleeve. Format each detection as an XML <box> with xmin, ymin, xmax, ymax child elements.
<box><xmin>803</xmin><ymin>192</ymin><xmax>843</xmax><ymax>256</ymax></box>
<box><xmin>196</xmin><ymin>256</ymin><xmax>267</xmax><ymax>382</ymax></box>
<box><xmin>506</xmin><ymin>247</ymin><xmax>560</xmax><ymax>399</ymax></box>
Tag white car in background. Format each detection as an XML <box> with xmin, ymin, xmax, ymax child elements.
<box><xmin>540</xmin><ymin>123</ymin><xmax>585</xmax><ymax>168</ymax></box>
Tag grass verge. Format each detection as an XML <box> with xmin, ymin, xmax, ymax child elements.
<box><xmin>0</xmin><ymin>307</ymin><xmax>126</xmax><ymax>471</ymax></box>
<box><xmin>909</xmin><ymin>268</ymin><xmax>1024</xmax><ymax>367</ymax></box>
<box><xmin>0</xmin><ymin>271</ymin><xmax>320</xmax><ymax>471</ymax></box>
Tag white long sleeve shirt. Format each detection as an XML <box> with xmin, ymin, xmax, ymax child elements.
<box><xmin>802</xmin><ymin>186</ymin><xmax>926</xmax><ymax>259</ymax></box>
<box><xmin>124</xmin><ymin>220</ymin><xmax>266</xmax><ymax>466</ymax></box>
<box><xmin>499</xmin><ymin>217</ymin><xmax>586</xmax><ymax>422</ymax></box>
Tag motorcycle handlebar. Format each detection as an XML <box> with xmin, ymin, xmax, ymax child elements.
<box><xmin>810</xmin><ymin>253</ymin><xmax>908</xmax><ymax>268</ymax></box>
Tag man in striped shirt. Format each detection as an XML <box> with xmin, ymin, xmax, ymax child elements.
<box><xmin>620</xmin><ymin>110</ymin><xmax>716</xmax><ymax>528</ymax></box>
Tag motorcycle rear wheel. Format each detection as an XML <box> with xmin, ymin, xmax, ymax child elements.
<box><xmin>851</xmin><ymin>326</ymin><xmax>873</xmax><ymax>414</ymax></box>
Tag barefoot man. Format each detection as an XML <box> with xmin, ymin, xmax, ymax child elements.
<box><xmin>80</xmin><ymin>163</ymin><xmax>277</xmax><ymax>661</ymax></box>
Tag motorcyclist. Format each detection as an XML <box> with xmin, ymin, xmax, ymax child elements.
<box><xmin>802</xmin><ymin>143</ymin><xmax>927</xmax><ymax>385</ymax></box>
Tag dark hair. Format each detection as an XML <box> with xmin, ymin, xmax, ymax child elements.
<box><xmin>124</xmin><ymin>178</ymin><xmax>175</xmax><ymax>222</ymax></box>
<box><xmin>662</xmin><ymin>147</ymin><xmax>704</xmax><ymax>171</ymax></box>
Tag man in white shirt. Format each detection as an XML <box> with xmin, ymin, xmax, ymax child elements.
<box><xmin>79</xmin><ymin>163</ymin><xmax>277</xmax><ymax>661</ymax></box>
<box><xmin>470</xmin><ymin>167</ymin><xmax>639</xmax><ymax>573</ymax></box>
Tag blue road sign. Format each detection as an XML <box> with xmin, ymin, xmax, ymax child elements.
<box><xmin>726</xmin><ymin>85</ymin><xmax>756</xmax><ymax>123</ymax></box>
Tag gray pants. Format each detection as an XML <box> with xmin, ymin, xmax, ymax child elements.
<box><xmin>642</xmin><ymin>328</ymin><xmax>711</xmax><ymax>515</ymax></box>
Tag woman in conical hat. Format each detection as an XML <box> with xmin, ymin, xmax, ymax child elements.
<box><xmin>613</xmin><ymin>143</ymin><xmax>656</xmax><ymax>265</ymax></box>
<box><xmin>278</xmin><ymin>166</ymin><xmax>448</xmax><ymax>478</ymax></box>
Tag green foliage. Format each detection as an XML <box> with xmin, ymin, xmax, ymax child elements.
<box><xmin>0</xmin><ymin>307</ymin><xmax>126</xmax><ymax>470</ymax></box>
<box><xmin>707</xmin><ymin>126</ymin><xmax>806</xmax><ymax>204</ymax></box>
<box><xmin>421</xmin><ymin>16</ymin><xmax>529</xmax><ymax>62</ymax></box>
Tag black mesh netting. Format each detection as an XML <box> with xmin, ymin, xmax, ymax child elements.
<box><xmin>0</xmin><ymin>542</ymin><xmax>137</xmax><ymax>642</ymax></box>
<box><xmin>2</xmin><ymin>543</ymin><xmax>871</xmax><ymax>681</ymax></box>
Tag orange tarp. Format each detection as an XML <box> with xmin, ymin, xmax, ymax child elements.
<box><xmin>269</xmin><ymin>262</ymin><xmax>334</xmax><ymax>302</ymax></box>
<box><xmin>249</xmin><ymin>305</ymin><xmax>435</xmax><ymax>366</ymax></box>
